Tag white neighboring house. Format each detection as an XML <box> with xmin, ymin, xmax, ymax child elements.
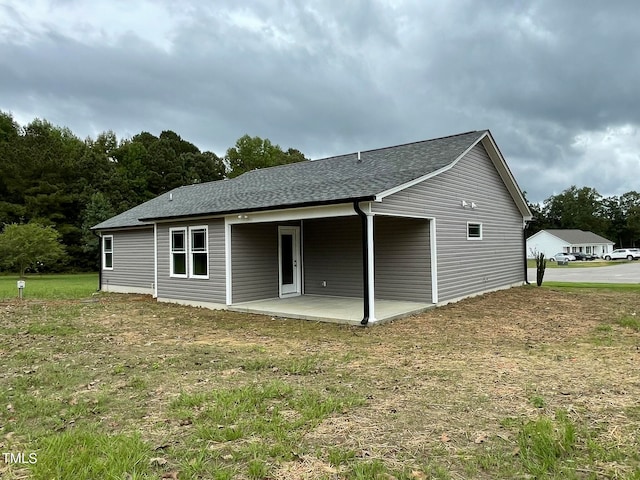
<box><xmin>526</xmin><ymin>229</ymin><xmax>614</xmax><ymax>259</ymax></box>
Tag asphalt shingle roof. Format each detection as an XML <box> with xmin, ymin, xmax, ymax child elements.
<box><xmin>543</xmin><ymin>229</ymin><xmax>614</xmax><ymax>245</ymax></box>
<box><xmin>93</xmin><ymin>130</ymin><xmax>486</xmax><ymax>230</ymax></box>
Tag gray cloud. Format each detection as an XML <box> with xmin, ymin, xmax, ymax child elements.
<box><xmin>1</xmin><ymin>0</ymin><xmax>639</xmax><ymax>203</ymax></box>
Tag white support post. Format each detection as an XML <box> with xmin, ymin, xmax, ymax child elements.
<box><xmin>366</xmin><ymin>213</ymin><xmax>376</xmax><ymax>322</ymax></box>
<box><xmin>430</xmin><ymin>218</ymin><xmax>438</xmax><ymax>304</ymax></box>
<box><xmin>153</xmin><ymin>224</ymin><xmax>158</xmax><ymax>298</ymax></box>
<box><xmin>224</xmin><ymin>220</ymin><xmax>232</xmax><ymax>305</ymax></box>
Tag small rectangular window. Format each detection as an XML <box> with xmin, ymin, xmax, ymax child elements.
<box><xmin>170</xmin><ymin>228</ymin><xmax>187</xmax><ymax>277</ymax></box>
<box><xmin>467</xmin><ymin>222</ymin><xmax>482</xmax><ymax>240</ymax></box>
<box><xmin>189</xmin><ymin>226</ymin><xmax>208</xmax><ymax>278</ymax></box>
<box><xmin>103</xmin><ymin>235</ymin><xmax>113</xmax><ymax>270</ymax></box>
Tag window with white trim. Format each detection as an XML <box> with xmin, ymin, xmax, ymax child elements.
<box><xmin>170</xmin><ymin>228</ymin><xmax>187</xmax><ymax>277</ymax></box>
<box><xmin>189</xmin><ymin>226</ymin><xmax>208</xmax><ymax>278</ymax></box>
<box><xmin>103</xmin><ymin>235</ymin><xmax>113</xmax><ymax>270</ymax></box>
<box><xmin>467</xmin><ymin>222</ymin><xmax>482</xmax><ymax>240</ymax></box>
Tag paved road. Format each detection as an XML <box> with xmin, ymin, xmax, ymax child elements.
<box><xmin>527</xmin><ymin>261</ymin><xmax>640</xmax><ymax>283</ymax></box>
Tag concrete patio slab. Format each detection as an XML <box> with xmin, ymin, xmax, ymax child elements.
<box><xmin>229</xmin><ymin>295</ymin><xmax>433</xmax><ymax>325</ymax></box>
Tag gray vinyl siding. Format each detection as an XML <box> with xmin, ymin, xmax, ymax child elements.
<box><xmin>304</xmin><ymin>216</ymin><xmax>363</xmax><ymax>297</ymax></box>
<box><xmin>372</xmin><ymin>143</ymin><xmax>523</xmax><ymax>302</ymax></box>
<box><xmin>156</xmin><ymin>219</ymin><xmax>226</xmax><ymax>304</ymax></box>
<box><xmin>231</xmin><ymin>223</ymin><xmax>279</xmax><ymax>303</ymax></box>
<box><xmin>374</xmin><ymin>216</ymin><xmax>431</xmax><ymax>303</ymax></box>
<box><xmin>102</xmin><ymin>228</ymin><xmax>154</xmax><ymax>290</ymax></box>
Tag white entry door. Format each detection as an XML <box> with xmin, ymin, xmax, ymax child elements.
<box><xmin>278</xmin><ymin>226</ymin><xmax>301</xmax><ymax>297</ymax></box>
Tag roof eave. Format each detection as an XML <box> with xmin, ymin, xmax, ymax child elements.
<box><xmin>92</xmin><ymin>223</ymin><xmax>154</xmax><ymax>232</ymax></box>
<box><xmin>138</xmin><ymin>195</ymin><xmax>377</xmax><ymax>223</ymax></box>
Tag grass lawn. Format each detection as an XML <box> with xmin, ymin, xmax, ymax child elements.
<box><xmin>543</xmin><ymin>281</ymin><xmax>640</xmax><ymax>291</ymax></box>
<box><xmin>0</xmin><ymin>273</ymin><xmax>98</xmax><ymax>301</ymax></box>
<box><xmin>1</xmin><ymin>282</ymin><xmax>639</xmax><ymax>478</ymax></box>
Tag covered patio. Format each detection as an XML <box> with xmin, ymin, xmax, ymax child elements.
<box><xmin>229</xmin><ymin>295</ymin><xmax>433</xmax><ymax>325</ymax></box>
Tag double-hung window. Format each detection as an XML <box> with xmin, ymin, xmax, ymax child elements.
<box><xmin>103</xmin><ymin>235</ymin><xmax>113</xmax><ymax>270</ymax></box>
<box><xmin>170</xmin><ymin>226</ymin><xmax>208</xmax><ymax>278</ymax></box>
<box><xmin>190</xmin><ymin>226</ymin><xmax>208</xmax><ymax>278</ymax></box>
<box><xmin>170</xmin><ymin>228</ymin><xmax>187</xmax><ymax>277</ymax></box>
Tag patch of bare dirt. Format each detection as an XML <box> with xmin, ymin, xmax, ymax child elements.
<box><xmin>3</xmin><ymin>286</ymin><xmax>639</xmax><ymax>477</ymax></box>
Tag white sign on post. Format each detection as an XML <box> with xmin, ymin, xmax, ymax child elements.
<box><xmin>17</xmin><ymin>280</ymin><xmax>25</xmax><ymax>289</ymax></box>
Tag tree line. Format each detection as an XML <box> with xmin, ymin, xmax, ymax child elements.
<box><xmin>0</xmin><ymin>111</ymin><xmax>307</xmax><ymax>272</ymax></box>
<box><xmin>527</xmin><ymin>186</ymin><xmax>640</xmax><ymax>247</ymax></box>
<box><xmin>2</xmin><ymin>110</ymin><xmax>638</xmax><ymax>274</ymax></box>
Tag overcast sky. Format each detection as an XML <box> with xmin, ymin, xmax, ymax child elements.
<box><xmin>1</xmin><ymin>0</ymin><xmax>639</xmax><ymax>203</ymax></box>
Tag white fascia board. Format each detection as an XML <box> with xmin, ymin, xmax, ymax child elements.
<box><xmin>372</xmin><ymin>211</ymin><xmax>434</xmax><ymax>220</ymax></box>
<box><xmin>153</xmin><ymin>214</ymin><xmax>225</xmax><ymax>225</ymax></box>
<box><xmin>96</xmin><ymin>225</ymin><xmax>154</xmax><ymax>233</ymax></box>
<box><xmin>225</xmin><ymin>203</ymin><xmax>356</xmax><ymax>225</ymax></box>
<box><xmin>375</xmin><ymin>135</ymin><xmax>484</xmax><ymax>201</ymax></box>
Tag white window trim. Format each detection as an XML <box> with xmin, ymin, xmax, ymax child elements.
<box><xmin>188</xmin><ymin>225</ymin><xmax>209</xmax><ymax>279</ymax></box>
<box><xmin>467</xmin><ymin>222</ymin><xmax>483</xmax><ymax>240</ymax></box>
<box><xmin>169</xmin><ymin>227</ymin><xmax>188</xmax><ymax>278</ymax></box>
<box><xmin>102</xmin><ymin>235</ymin><xmax>114</xmax><ymax>270</ymax></box>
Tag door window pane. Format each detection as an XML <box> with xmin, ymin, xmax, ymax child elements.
<box><xmin>281</xmin><ymin>234</ymin><xmax>293</xmax><ymax>285</ymax></box>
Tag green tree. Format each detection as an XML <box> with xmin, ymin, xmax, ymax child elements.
<box><xmin>0</xmin><ymin>110</ymin><xmax>311</xmax><ymax>272</ymax></box>
<box><xmin>182</xmin><ymin>151</ymin><xmax>226</xmax><ymax>184</ymax></box>
<box><xmin>225</xmin><ymin>135</ymin><xmax>308</xmax><ymax>178</ymax></box>
<box><xmin>542</xmin><ymin>186</ymin><xmax>607</xmax><ymax>235</ymax></box>
<box><xmin>92</xmin><ymin>130</ymin><xmax>118</xmax><ymax>156</ymax></box>
<box><xmin>620</xmin><ymin>191</ymin><xmax>640</xmax><ymax>246</ymax></box>
<box><xmin>81</xmin><ymin>192</ymin><xmax>116</xmax><ymax>269</ymax></box>
<box><xmin>0</xmin><ymin>111</ymin><xmax>21</xmax><ymax>142</ymax></box>
<box><xmin>0</xmin><ymin>223</ymin><xmax>66</xmax><ymax>277</ymax></box>
<box><xmin>601</xmin><ymin>196</ymin><xmax>625</xmax><ymax>246</ymax></box>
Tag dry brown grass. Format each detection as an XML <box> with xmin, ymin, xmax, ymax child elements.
<box><xmin>1</xmin><ymin>285</ymin><xmax>639</xmax><ymax>479</ymax></box>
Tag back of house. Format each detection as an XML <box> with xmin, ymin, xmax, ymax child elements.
<box><xmin>93</xmin><ymin>130</ymin><xmax>532</xmax><ymax>325</ymax></box>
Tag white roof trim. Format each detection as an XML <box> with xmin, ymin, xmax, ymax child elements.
<box><xmin>375</xmin><ymin>134</ymin><xmax>483</xmax><ymax>201</ymax></box>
